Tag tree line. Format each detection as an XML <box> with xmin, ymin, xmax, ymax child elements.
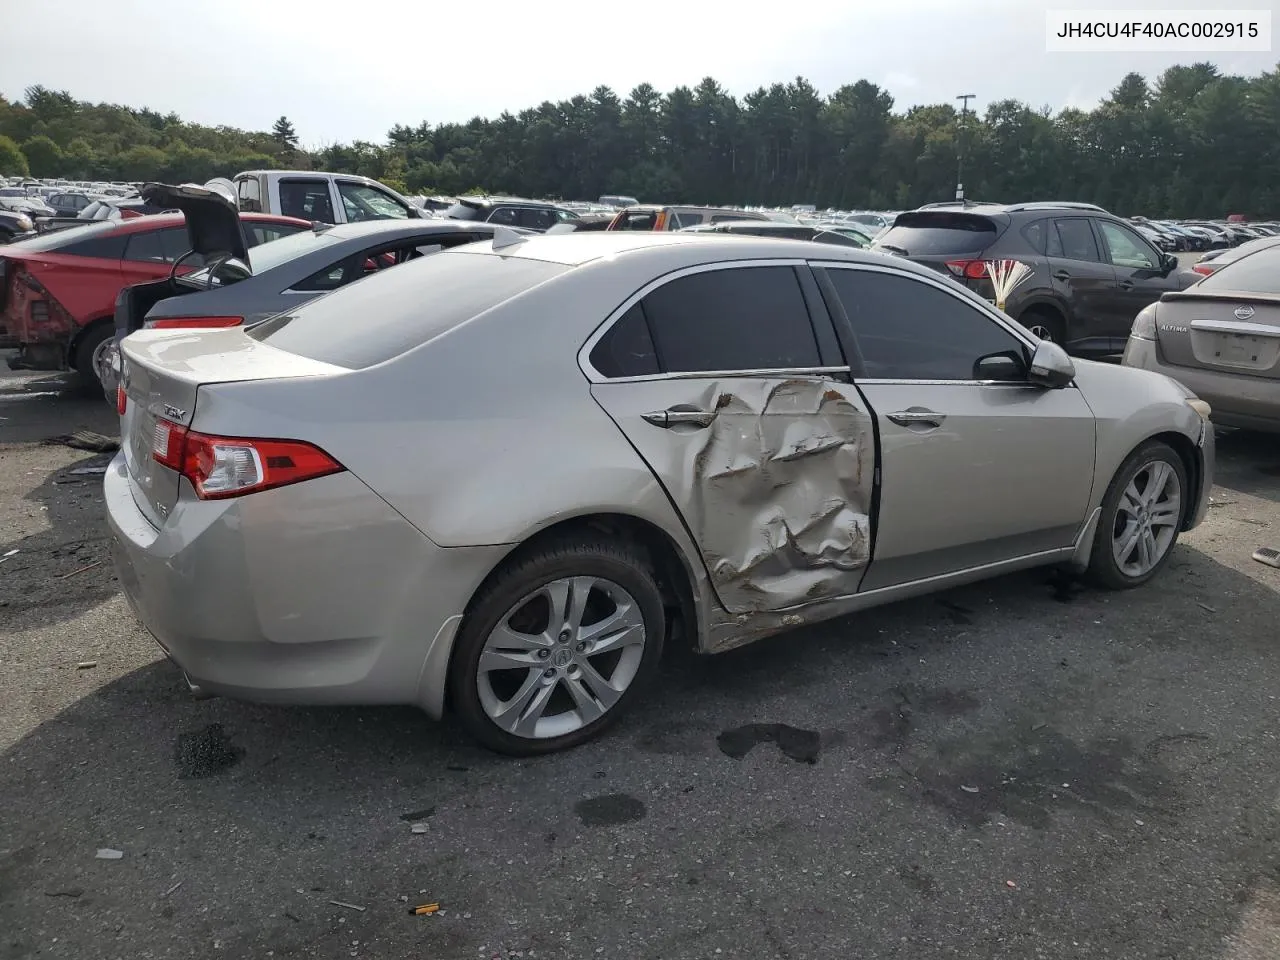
<box><xmin>1</xmin><ymin>62</ymin><xmax>1277</xmax><ymax>217</ymax></box>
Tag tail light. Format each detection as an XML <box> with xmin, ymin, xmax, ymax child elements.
<box><xmin>151</xmin><ymin>419</ymin><xmax>343</xmax><ymax>499</ymax></box>
<box><xmin>150</xmin><ymin>316</ymin><xmax>243</xmax><ymax>330</ymax></box>
<box><xmin>653</xmin><ymin>211</ymin><xmax>668</xmax><ymax>231</ymax></box>
<box><xmin>1192</xmin><ymin>264</ymin><xmax>1215</xmax><ymax>276</ymax></box>
<box><xmin>944</xmin><ymin>259</ymin><xmax>991</xmax><ymax>280</ymax></box>
<box><xmin>116</xmin><ymin>385</ymin><xmax>127</xmax><ymax>416</ymax></box>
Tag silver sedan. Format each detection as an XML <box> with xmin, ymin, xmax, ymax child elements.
<box><xmin>107</xmin><ymin>232</ymin><xmax>1214</xmax><ymax>754</ymax></box>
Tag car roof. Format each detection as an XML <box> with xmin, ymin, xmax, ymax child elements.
<box><xmin>453</xmin><ymin>231</ymin><xmax>939</xmax><ymax>276</ymax></box>
<box><xmin>102</xmin><ymin>212</ymin><xmax>310</xmax><ymax>235</ymax></box>
<box><xmin>321</xmin><ymin>219</ymin><xmax>494</xmax><ymax>242</ymax></box>
<box><xmin>453</xmin><ymin>195</ymin><xmax>563</xmax><ymax>209</ymax></box>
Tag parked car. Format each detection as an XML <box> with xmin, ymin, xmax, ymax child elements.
<box><xmin>599</xmin><ymin>194</ymin><xmax>639</xmax><ymax>208</ymax></box>
<box><xmin>99</xmin><ymin>184</ymin><xmax>524</xmax><ymax>399</ymax></box>
<box><xmin>1191</xmin><ymin>235</ymin><xmax>1280</xmax><ymax>277</ymax></box>
<box><xmin>0</xmin><ymin>188</ymin><xmax>55</xmax><ymax>219</ymax></box>
<box><xmin>46</xmin><ymin>191</ymin><xmax>99</xmax><ymax>218</ymax></box>
<box><xmin>678</xmin><ymin>220</ymin><xmax>867</xmax><ymax>247</ymax></box>
<box><xmin>0</xmin><ymin>209</ymin><xmax>34</xmax><ymax>244</ymax></box>
<box><xmin>545</xmin><ymin>212</ymin><xmax>615</xmax><ymax>233</ymax></box>
<box><xmin>444</xmin><ymin>196</ymin><xmax>582</xmax><ymax>232</ymax></box>
<box><xmin>1124</xmin><ymin>242</ymin><xmax>1280</xmax><ymax>433</ymax></box>
<box><xmin>35</xmin><ymin>196</ymin><xmax>175</xmax><ymax>234</ymax></box>
<box><xmin>228</xmin><ymin>170</ymin><xmax>425</xmax><ymax>224</ymax></box>
<box><xmin>108</xmin><ymin>232</ymin><xmax>1213</xmax><ymax>755</ymax></box>
<box><xmin>1</xmin><ymin>209</ymin><xmax>309</xmax><ymax>388</ymax></box>
<box><xmin>872</xmin><ymin>201</ymin><xmax>1198</xmax><ymax>356</ymax></box>
<box><xmin>606</xmin><ymin>205</ymin><xmax>772</xmax><ymax>231</ymax></box>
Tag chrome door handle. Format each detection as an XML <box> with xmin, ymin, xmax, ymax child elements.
<box><xmin>642</xmin><ymin>408</ymin><xmax>718</xmax><ymax>429</ymax></box>
<box><xmin>887</xmin><ymin>409</ymin><xmax>945</xmax><ymax>428</ymax></box>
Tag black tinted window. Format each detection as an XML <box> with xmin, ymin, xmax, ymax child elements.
<box><xmin>487</xmin><ymin>207</ymin><xmax>519</xmax><ymax>226</ymax></box>
<box><xmin>248</xmin><ymin>222</ymin><xmax>306</xmax><ymax>246</ymax></box>
<box><xmin>614</xmin><ymin>210</ymin><xmax>657</xmax><ymax>231</ymax></box>
<box><xmin>1048</xmin><ymin>219</ymin><xmax>1101</xmax><ymax>262</ymax></box>
<box><xmin>1021</xmin><ymin>219</ymin><xmax>1048</xmax><ymax>254</ymax></box>
<box><xmin>248</xmin><ymin>252</ymin><xmax>567</xmax><ymax>369</ymax></box>
<box><xmin>640</xmin><ymin>266</ymin><xmax>820</xmax><ymax>373</ymax></box>
<box><xmin>158</xmin><ymin>227</ymin><xmax>201</xmax><ymax>265</ymax></box>
<box><xmin>589</xmin><ymin>303</ymin><xmax>660</xmax><ymax>378</ymax></box>
<box><xmin>874</xmin><ymin>212</ymin><xmax>998</xmax><ymax>256</ymax></box>
<box><xmin>827</xmin><ymin>268</ymin><xmax>1024</xmax><ymax>380</ymax></box>
<box><xmin>56</xmin><ymin>232</ymin><xmax>128</xmax><ymax>259</ymax></box>
<box><xmin>520</xmin><ymin>208</ymin><xmax>557</xmax><ymax>231</ymax></box>
<box><xmin>279</xmin><ymin>180</ymin><xmax>334</xmax><ymax>222</ymax></box>
<box><xmin>123</xmin><ymin>229</ymin><xmax>165</xmax><ymax>263</ymax></box>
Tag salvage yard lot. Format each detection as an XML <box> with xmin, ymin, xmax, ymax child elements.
<box><xmin>2</xmin><ymin>368</ymin><xmax>1280</xmax><ymax>960</ymax></box>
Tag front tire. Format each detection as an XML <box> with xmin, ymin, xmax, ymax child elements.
<box><xmin>1087</xmin><ymin>441</ymin><xmax>1187</xmax><ymax>589</ymax></box>
<box><xmin>1019</xmin><ymin>306</ymin><xmax>1066</xmax><ymax>345</ymax></box>
<box><xmin>449</xmin><ymin>537</ymin><xmax>666</xmax><ymax>755</ymax></box>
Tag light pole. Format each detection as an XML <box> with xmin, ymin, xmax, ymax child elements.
<box><xmin>955</xmin><ymin>93</ymin><xmax>975</xmax><ymax>201</ymax></box>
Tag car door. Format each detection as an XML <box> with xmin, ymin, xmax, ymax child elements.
<box><xmin>815</xmin><ymin>262</ymin><xmax>1096</xmax><ymax>591</ymax></box>
<box><xmin>120</xmin><ymin>228</ymin><xmax>176</xmax><ymax>285</ymax></box>
<box><xmin>1095</xmin><ymin>218</ymin><xmax>1182</xmax><ymax>346</ymax></box>
<box><xmin>1045</xmin><ymin>217</ymin><xmax>1118</xmax><ymax>354</ymax></box>
<box><xmin>586</xmin><ymin>261</ymin><xmax>877</xmax><ymax>613</ymax></box>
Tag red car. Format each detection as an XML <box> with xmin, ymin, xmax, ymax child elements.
<box><xmin>1</xmin><ymin>211</ymin><xmax>309</xmax><ymax>388</ymax></box>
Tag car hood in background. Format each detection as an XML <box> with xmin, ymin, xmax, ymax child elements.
<box><xmin>141</xmin><ymin>182</ymin><xmax>249</xmax><ymax>263</ymax></box>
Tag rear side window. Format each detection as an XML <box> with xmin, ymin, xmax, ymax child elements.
<box><xmin>487</xmin><ymin>207</ymin><xmax>519</xmax><ymax>225</ymax></box>
<box><xmin>1021</xmin><ymin>219</ymin><xmax>1049</xmax><ymax>254</ymax></box>
<box><xmin>1196</xmin><ymin>245</ymin><xmax>1280</xmax><ymax>294</ymax></box>
<box><xmin>279</xmin><ymin>180</ymin><xmax>334</xmax><ymax>222</ymax></box>
<box><xmin>589</xmin><ymin>303</ymin><xmax>660</xmax><ymax>378</ymax></box>
<box><xmin>1047</xmin><ymin>218</ymin><xmax>1101</xmax><ymax>263</ymax></box>
<box><xmin>520</xmin><ymin>208</ymin><xmax>557</xmax><ymax>231</ymax></box>
<box><xmin>637</xmin><ymin>266</ymin><xmax>821</xmax><ymax>373</ymax></box>
<box><xmin>247</xmin><ymin>222</ymin><xmax>307</xmax><ymax>246</ymax></box>
<box><xmin>614</xmin><ymin>210</ymin><xmax>658</xmax><ymax>231</ymax></box>
<box><xmin>123</xmin><ymin>229</ymin><xmax>165</xmax><ymax>263</ymax></box>
<box><xmin>671</xmin><ymin>211</ymin><xmax>704</xmax><ymax>228</ymax></box>
<box><xmin>247</xmin><ymin>252</ymin><xmax>567</xmax><ymax>369</ymax></box>
<box><xmin>874</xmin><ymin>213</ymin><xmax>998</xmax><ymax>256</ymax></box>
<box><xmin>54</xmin><ymin>232</ymin><xmax>128</xmax><ymax>259</ymax></box>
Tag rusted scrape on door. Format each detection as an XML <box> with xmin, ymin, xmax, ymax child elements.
<box><xmin>689</xmin><ymin>378</ymin><xmax>873</xmax><ymax>616</ymax></box>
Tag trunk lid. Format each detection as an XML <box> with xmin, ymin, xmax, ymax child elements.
<box><xmin>119</xmin><ymin>328</ymin><xmax>347</xmax><ymax>527</ymax></box>
<box><xmin>1154</xmin><ymin>291</ymin><xmax>1280</xmax><ymax>379</ymax></box>
<box><xmin>140</xmin><ymin>182</ymin><xmax>249</xmax><ymax>264</ymax></box>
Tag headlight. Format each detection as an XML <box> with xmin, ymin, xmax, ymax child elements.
<box><xmin>1131</xmin><ymin>305</ymin><xmax>1157</xmax><ymax>341</ymax></box>
<box><xmin>15</xmin><ymin>215</ymin><xmax>32</xmax><ymax>230</ymax></box>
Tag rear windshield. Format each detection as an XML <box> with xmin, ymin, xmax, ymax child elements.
<box><xmin>246</xmin><ymin>250</ymin><xmax>567</xmax><ymax>369</ymax></box>
<box><xmin>444</xmin><ymin>202</ymin><xmax>484</xmax><ymax>222</ymax></box>
<box><xmin>5</xmin><ymin>219</ymin><xmax>119</xmax><ymax>252</ymax></box>
<box><xmin>1195</xmin><ymin>245</ymin><xmax>1280</xmax><ymax>295</ymax></box>
<box><xmin>873</xmin><ymin>212</ymin><xmax>1000</xmax><ymax>256</ymax></box>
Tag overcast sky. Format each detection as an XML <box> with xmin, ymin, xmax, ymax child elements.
<box><xmin>1</xmin><ymin>0</ymin><xmax>1274</xmax><ymax>146</ymax></box>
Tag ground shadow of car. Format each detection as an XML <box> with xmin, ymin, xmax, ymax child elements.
<box><xmin>3</xmin><ymin>541</ymin><xmax>1280</xmax><ymax>959</ymax></box>
<box><xmin>1213</xmin><ymin>427</ymin><xmax>1280</xmax><ymax>505</ymax></box>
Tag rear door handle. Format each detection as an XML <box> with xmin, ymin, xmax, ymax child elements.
<box><xmin>642</xmin><ymin>408</ymin><xmax>718</xmax><ymax>429</ymax></box>
<box><xmin>1053</xmin><ymin>270</ymin><xmax>1071</xmax><ymax>281</ymax></box>
<box><xmin>1118</xmin><ymin>279</ymin><xmax>1134</xmax><ymax>290</ymax></box>
<box><xmin>887</xmin><ymin>409</ymin><xmax>946</xmax><ymax>428</ymax></box>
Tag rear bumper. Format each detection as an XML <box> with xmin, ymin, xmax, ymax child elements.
<box><xmin>105</xmin><ymin>453</ymin><xmax>510</xmax><ymax>717</ymax></box>
<box><xmin>1122</xmin><ymin>335</ymin><xmax>1280</xmax><ymax>434</ymax></box>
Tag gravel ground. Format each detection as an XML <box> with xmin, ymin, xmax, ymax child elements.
<box><xmin>2</xmin><ymin>366</ymin><xmax>1279</xmax><ymax>960</ymax></box>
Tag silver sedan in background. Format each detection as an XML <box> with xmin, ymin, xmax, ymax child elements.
<box><xmin>107</xmin><ymin>233</ymin><xmax>1214</xmax><ymax>754</ymax></box>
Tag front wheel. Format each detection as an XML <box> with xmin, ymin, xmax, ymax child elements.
<box><xmin>449</xmin><ymin>538</ymin><xmax>666</xmax><ymax>755</ymax></box>
<box><xmin>1087</xmin><ymin>441</ymin><xmax>1188</xmax><ymax>589</ymax></box>
<box><xmin>1019</xmin><ymin>307</ymin><xmax>1066</xmax><ymax>345</ymax></box>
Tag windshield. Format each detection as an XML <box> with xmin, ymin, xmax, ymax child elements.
<box><xmin>1195</xmin><ymin>245</ymin><xmax>1280</xmax><ymax>295</ymax></box>
<box><xmin>0</xmin><ymin>188</ymin><xmax>23</xmax><ymax>197</ymax></box>
<box><xmin>4</xmin><ymin>219</ymin><xmax>119</xmax><ymax>252</ymax></box>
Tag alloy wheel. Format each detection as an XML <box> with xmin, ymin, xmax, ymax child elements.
<box><xmin>1111</xmin><ymin>459</ymin><xmax>1182</xmax><ymax>578</ymax></box>
<box><xmin>476</xmin><ymin>576</ymin><xmax>647</xmax><ymax>740</ymax></box>
<box><xmin>1028</xmin><ymin>323</ymin><xmax>1054</xmax><ymax>341</ymax></box>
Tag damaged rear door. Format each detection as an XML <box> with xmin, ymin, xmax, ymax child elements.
<box><xmin>585</xmin><ymin>261</ymin><xmax>876</xmax><ymax>613</ymax></box>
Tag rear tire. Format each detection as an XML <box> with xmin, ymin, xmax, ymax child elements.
<box><xmin>1019</xmin><ymin>306</ymin><xmax>1066</xmax><ymax>345</ymax></box>
<box><xmin>1086</xmin><ymin>440</ymin><xmax>1188</xmax><ymax>590</ymax></box>
<box><xmin>72</xmin><ymin>323</ymin><xmax>113</xmax><ymax>397</ymax></box>
<box><xmin>449</xmin><ymin>537</ymin><xmax>666</xmax><ymax>755</ymax></box>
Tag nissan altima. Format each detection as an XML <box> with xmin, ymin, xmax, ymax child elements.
<box><xmin>107</xmin><ymin>232</ymin><xmax>1214</xmax><ymax>754</ymax></box>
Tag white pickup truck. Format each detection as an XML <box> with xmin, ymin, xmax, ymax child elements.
<box><xmin>213</xmin><ymin>170</ymin><xmax>426</xmax><ymax>224</ymax></box>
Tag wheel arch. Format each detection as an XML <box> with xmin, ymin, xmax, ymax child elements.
<box><xmin>67</xmin><ymin>314</ymin><xmax>113</xmax><ymax>369</ymax></box>
<box><xmin>1148</xmin><ymin>430</ymin><xmax>1202</xmax><ymax>530</ymax></box>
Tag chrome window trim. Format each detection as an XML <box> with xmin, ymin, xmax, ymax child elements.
<box><xmin>577</xmin><ymin>258</ymin><xmax>837</xmax><ymax>384</ymax></box>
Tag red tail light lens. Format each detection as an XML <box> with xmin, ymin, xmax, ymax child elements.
<box><xmin>945</xmin><ymin>259</ymin><xmax>991</xmax><ymax>280</ymax></box>
<box><xmin>116</xmin><ymin>385</ymin><xmax>127</xmax><ymax>416</ymax></box>
<box><xmin>151</xmin><ymin>419</ymin><xmax>343</xmax><ymax>499</ymax></box>
<box><xmin>150</xmin><ymin>316</ymin><xmax>243</xmax><ymax>330</ymax></box>
<box><xmin>1192</xmin><ymin>264</ymin><xmax>1214</xmax><ymax>276</ymax></box>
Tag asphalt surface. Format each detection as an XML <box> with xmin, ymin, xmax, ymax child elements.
<box><xmin>2</xmin><ymin>363</ymin><xmax>1280</xmax><ymax>960</ymax></box>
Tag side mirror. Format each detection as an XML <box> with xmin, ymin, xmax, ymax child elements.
<box><xmin>1028</xmin><ymin>340</ymin><xmax>1076</xmax><ymax>389</ymax></box>
<box><xmin>973</xmin><ymin>349</ymin><xmax>1028</xmax><ymax>382</ymax></box>
<box><xmin>1161</xmin><ymin>253</ymin><xmax>1178</xmax><ymax>275</ymax></box>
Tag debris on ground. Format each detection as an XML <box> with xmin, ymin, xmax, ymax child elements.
<box><xmin>410</xmin><ymin>902</ymin><xmax>440</xmax><ymax>915</ymax></box>
<box><xmin>1197</xmin><ymin>602</ymin><xmax>1217</xmax><ymax>613</ymax></box>
<box><xmin>0</xmin><ymin>549</ymin><xmax>17</xmax><ymax>564</ymax></box>
<box><xmin>960</xmin><ymin>785</ymin><xmax>979</xmax><ymax>793</ymax></box>
<box><xmin>161</xmin><ymin>881</ymin><xmax>182</xmax><ymax>898</ymax></box>
<box><xmin>1253</xmin><ymin>547</ymin><xmax>1280</xmax><ymax>569</ymax></box>
<box><xmin>95</xmin><ymin>848</ymin><xmax>124</xmax><ymax>860</ymax></box>
<box><xmin>44</xmin><ymin>431</ymin><xmax>119</xmax><ymax>453</ymax></box>
<box><xmin>399</xmin><ymin>807</ymin><xmax>435</xmax><ymax>822</ymax></box>
<box><xmin>329</xmin><ymin>900</ymin><xmax>366</xmax><ymax>912</ymax></box>
<box><xmin>58</xmin><ymin>560</ymin><xmax>103</xmax><ymax>580</ymax></box>
<box><xmin>410</xmin><ymin>823</ymin><xmax>429</xmax><ymax>834</ymax></box>
<box><xmin>44</xmin><ymin>888</ymin><xmax>84</xmax><ymax>898</ymax></box>
<box><xmin>76</xmin><ymin>660</ymin><xmax>98</xmax><ymax>670</ymax></box>
<box><xmin>1005</xmin><ymin>880</ymin><xmax>1017</xmax><ymax>889</ymax></box>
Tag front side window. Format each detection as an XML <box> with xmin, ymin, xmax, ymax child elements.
<box><xmin>629</xmin><ymin>266</ymin><xmax>821</xmax><ymax>374</ymax></box>
<box><xmin>827</xmin><ymin>268</ymin><xmax>1026</xmax><ymax>381</ymax></box>
<box><xmin>1097</xmin><ymin>220</ymin><xmax>1158</xmax><ymax>270</ymax></box>
<box><xmin>520</xmin><ymin>208</ymin><xmax>557</xmax><ymax>231</ymax></box>
<box><xmin>336</xmin><ymin>181</ymin><xmax>409</xmax><ymax>222</ymax></box>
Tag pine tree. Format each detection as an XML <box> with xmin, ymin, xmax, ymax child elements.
<box><xmin>272</xmin><ymin>116</ymin><xmax>299</xmax><ymax>150</ymax></box>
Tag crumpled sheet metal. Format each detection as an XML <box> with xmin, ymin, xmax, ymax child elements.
<box><xmin>685</xmin><ymin>378</ymin><xmax>873</xmax><ymax>614</ymax></box>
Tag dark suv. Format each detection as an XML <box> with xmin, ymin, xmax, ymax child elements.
<box><xmin>872</xmin><ymin>201</ymin><xmax>1197</xmax><ymax>357</ymax></box>
<box><xmin>444</xmin><ymin>196</ymin><xmax>580</xmax><ymax>233</ymax></box>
